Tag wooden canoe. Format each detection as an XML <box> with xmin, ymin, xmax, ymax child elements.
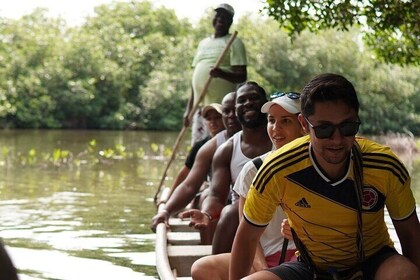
<box><xmin>155</xmin><ymin>187</ymin><xmax>211</xmax><ymax>279</ymax></box>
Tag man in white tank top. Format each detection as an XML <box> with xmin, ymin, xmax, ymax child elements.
<box><xmin>180</xmin><ymin>82</ymin><xmax>273</xmax><ymax>254</ymax></box>
<box><xmin>151</xmin><ymin>92</ymin><xmax>241</xmax><ymax>244</ymax></box>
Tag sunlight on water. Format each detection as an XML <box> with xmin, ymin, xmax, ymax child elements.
<box><xmin>6</xmin><ymin>246</ymin><xmax>155</xmax><ymax>280</ymax></box>
<box><xmin>0</xmin><ymin>193</ymin><xmax>159</xmax><ymax>279</ymax></box>
<box><xmin>0</xmin><ymin>130</ymin><xmax>191</xmax><ymax>279</ymax></box>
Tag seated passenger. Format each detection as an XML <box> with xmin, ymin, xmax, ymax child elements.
<box><xmin>167</xmin><ymin>103</ymin><xmax>225</xmax><ymax>201</ymax></box>
<box><xmin>150</xmin><ymin>92</ymin><xmax>241</xmax><ymax>244</ymax></box>
<box><xmin>191</xmin><ymin>92</ymin><xmax>305</xmax><ymax>279</ymax></box>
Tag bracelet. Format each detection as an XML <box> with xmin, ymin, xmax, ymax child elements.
<box><xmin>201</xmin><ymin>211</ymin><xmax>213</xmax><ymax>221</ymax></box>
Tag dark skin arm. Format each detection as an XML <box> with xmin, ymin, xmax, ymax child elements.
<box><xmin>167</xmin><ymin>165</ymin><xmax>190</xmax><ymax>199</ymax></box>
<box><xmin>150</xmin><ymin>138</ymin><xmax>217</xmax><ymax>232</ymax></box>
<box><xmin>210</xmin><ymin>65</ymin><xmax>247</xmax><ymax>84</ymax></box>
<box><xmin>180</xmin><ymin>139</ymin><xmax>233</xmax><ymax>228</ymax></box>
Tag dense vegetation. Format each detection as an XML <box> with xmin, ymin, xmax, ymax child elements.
<box><xmin>0</xmin><ymin>1</ymin><xmax>418</xmax><ymax>135</ymax></box>
<box><xmin>264</xmin><ymin>0</ymin><xmax>419</xmax><ymax>65</ymax></box>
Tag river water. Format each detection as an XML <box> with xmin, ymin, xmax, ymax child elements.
<box><xmin>0</xmin><ymin>130</ymin><xmax>418</xmax><ymax>280</ymax></box>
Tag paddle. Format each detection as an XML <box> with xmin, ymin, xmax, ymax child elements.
<box><xmin>153</xmin><ymin>31</ymin><xmax>239</xmax><ymax>204</ymax></box>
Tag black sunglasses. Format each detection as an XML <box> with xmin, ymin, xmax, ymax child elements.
<box><xmin>270</xmin><ymin>91</ymin><xmax>301</xmax><ymax>101</ymax></box>
<box><xmin>304</xmin><ymin>117</ymin><xmax>361</xmax><ymax>139</ymax></box>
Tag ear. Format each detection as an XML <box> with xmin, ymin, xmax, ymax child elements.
<box><xmin>298</xmin><ymin>114</ymin><xmax>309</xmax><ymax>134</ymax></box>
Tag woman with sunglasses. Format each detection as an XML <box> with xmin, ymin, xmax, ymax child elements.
<box><xmin>230</xmin><ymin>73</ymin><xmax>419</xmax><ymax>280</ymax></box>
<box><xmin>191</xmin><ymin>92</ymin><xmax>305</xmax><ymax>280</ymax></box>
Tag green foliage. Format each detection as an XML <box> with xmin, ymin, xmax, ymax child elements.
<box><xmin>237</xmin><ymin>15</ymin><xmax>419</xmax><ymax>134</ymax></box>
<box><xmin>264</xmin><ymin>0</ymin><xmax>419</xmax><ymax>65</ymax></box>
<box><xmin>0</xmin><ymin>1</ymin><xmax>418</xmax><ymax>135</ymax></box>
<box><xmin>0</xmin><ymin>9</ymin><xmax>65</xmax><ymax>128</ymax></box>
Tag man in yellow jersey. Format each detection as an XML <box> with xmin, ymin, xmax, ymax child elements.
<box><xmin>184</xmin><ymin>3</ymin><xmax>247</xmax><ymax>145</ymax></box>
<box><xmin>230</xmin><ymin>73</ymin><xmax>420</xmax><ymax>280</ymax></box>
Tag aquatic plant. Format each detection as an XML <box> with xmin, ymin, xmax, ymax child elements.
<box><xmin>0</xmin><ymin>139</ymin><xmax>184</xmax><ymax>169</ymax></box>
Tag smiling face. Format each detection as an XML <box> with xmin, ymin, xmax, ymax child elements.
<box><xmin>267</xmin><ymin>105</ymin><xmax>303</xmax><ymax>149</ymax></box>
<box><xmin>299</xmin><ymin>100</ymin><xmax>358</xmax><ymax>178</ymax></box>
<box><xmin>235</xmin><ymin>83</ymin><xmax>267</xmax><ymax>129</ymax></box>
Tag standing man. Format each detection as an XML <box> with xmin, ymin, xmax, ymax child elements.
<box><xmin>184</xmin><ymin>3</ymin><xmax>247</xmax><ymax>145</ymax></box>
<box><xmin>230</xmin><ymin>73</ymin><xmax>420</xmax><ymax>280</ymax></box>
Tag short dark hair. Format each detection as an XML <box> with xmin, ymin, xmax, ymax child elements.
<box><xmin>301</xmin><ymin>73</ymin><xmax>359</xmax><ymax>117</ymax></box>
<box><xmin>237</xmin><ymin>81</ymin><xmax>267</xmax><ymax>102</ymax></box>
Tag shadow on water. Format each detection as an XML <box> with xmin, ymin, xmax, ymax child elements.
<box><xmin>0</xmin><ymin>130</ymin><xmax>418</xmax><ymax>279</ymax></box>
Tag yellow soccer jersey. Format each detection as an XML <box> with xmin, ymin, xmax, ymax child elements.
<box><xmin>244</xmin><ymin>135</ymin><xmax>415</xmax><ymax>271</ymax></box>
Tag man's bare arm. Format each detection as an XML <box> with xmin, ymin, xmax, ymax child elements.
<box><xmin>393</xmin><ymin>211</ymin><xmax>420</xmax><ymax>270</ymax></box>
<box><xmin>200</xmin><ymin>140</ymin><xmax>233</xmax><ymax>220</ymax></box>
<box><xmin>230</xmin><ymin>219</ymin><xmax>265</xmax><ymax>280</ymax></box>
<box><xmin>150</xmin><ymin>139</ymin><xmax>217</xmax><ymax>231</ymax></box>
<box><xmin>210</xmin><ymin>65</ymin><xmax>247</xmax><ymax>84</ymax></box>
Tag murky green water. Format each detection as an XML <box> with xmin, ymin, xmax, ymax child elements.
<box><xmin>0</xmin><ymin>130</ymin><xmax>418</xmax><ymax>280</ymax></box>
<box><xmin>0</xmin><ymin>129</ymin><xmax>191</xmax><ymax>280</ymax></box>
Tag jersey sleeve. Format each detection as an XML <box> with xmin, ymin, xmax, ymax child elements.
<box><xmin>359</xmin><ymin>138</ymin><xmax>416</xmax><ymax>221</ymax></box>
<box><xmin>243</xmin><ymin>153</ymin><xmax>280</xmax><ymax>227</ymax></box>
<box><xmin>386</xmin><ymin>172</ymin><xmax>416</xmax><ymax>220</ymax></box>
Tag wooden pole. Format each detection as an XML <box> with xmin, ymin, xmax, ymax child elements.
<box><xmin>153</xmin><ymin>31</ymin><xmax>239</xmax><ymax>204</ymax></box>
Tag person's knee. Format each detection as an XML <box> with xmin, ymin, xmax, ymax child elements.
<box><xmin>374</xmin><ymin>255</ymin><xmax>420</xmax><ymax>280</ymax></box>
<box><xmin>219</xmin><ymin>203</ymin><xmax>238</xmax><ymax>224</ymax></box>
<box><xmin>191</xmin><ymin>256</ymin><xmax>213</xmax><ymax>280</ymax></box>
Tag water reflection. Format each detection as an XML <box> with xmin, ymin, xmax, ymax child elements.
<box><xmin>0</xmin><ymin>130</ymin><xmax>418</xmax><ymax>280</ymax></box>
<box><xmin>0</xmin><ymin>130</ymin><xmax>191</xmax><ymax>279</ymax></box>
<box><xmin>7</xmin><ymin>246</ymin><xmax>155</xmax><ymax>280</ymax></box>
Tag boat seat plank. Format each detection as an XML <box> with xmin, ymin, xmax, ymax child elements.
<box><xmin>168</xmin><ymin>245</ymin><xmax>211</xmax><ymax>277</ymax></box>
<box><xmin>168</xmin><ymin>218</ymin><xmax>198</xmax><ymax>232</ymax></box>
<box><xmin>167</xmin><ymin>232</ymin><xmax>201</xmax><ymax>245</ymax></box>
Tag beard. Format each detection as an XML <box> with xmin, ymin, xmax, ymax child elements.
<box><xmin>238</xmin><ymin>112</ymin><xmax>267</xmax><ymax>129</ymax></box>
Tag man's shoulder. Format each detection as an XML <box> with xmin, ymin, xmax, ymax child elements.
<box><xmin>356</xmin><ymin>136</ymin><xmax>398</xmax><ymax>157</ymax></box>
<box><xmin>214</xmin><ymin>133</ymin><xmax>236</xmax><ymax>160</ymax></box>
<box><xmin>276</xmin><ymin>135</ymin><xmax>310</xmax><ymax>153</ymax></box>
<box><xmin>198</xmin><ymin>35</ymin><xmax>216</xmax><ymax>44</ymax></box>
<box><xmin>199</xmin><ymin>136</ymin><xmax>218</xmax><ymax>154</ymax></box>
<box><xmin>267</xmin><ymin>136</ymin><xmax>310</xmax><ymax>165</ymax></box>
